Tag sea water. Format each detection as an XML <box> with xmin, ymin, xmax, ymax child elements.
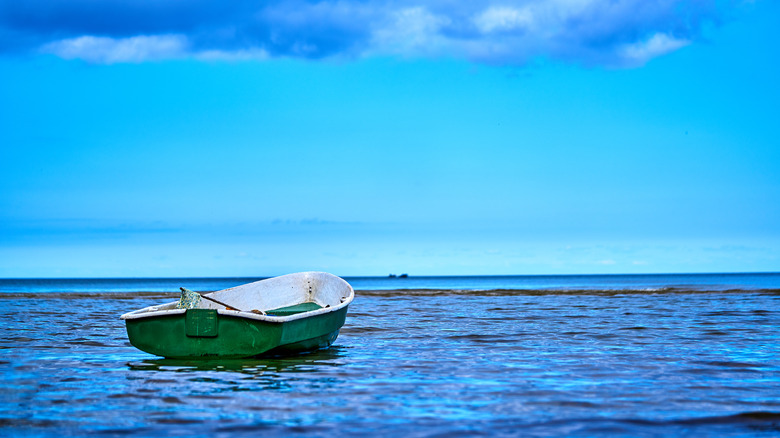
<box><xmin>1</xmin><ymin>273</ymin><xmax>779</xmax><ymax>436</ymax></box>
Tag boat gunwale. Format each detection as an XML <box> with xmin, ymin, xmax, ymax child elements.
<box><xmin>120</xmin><ymin>273</ymin><xmax>354</xmax><ymax>323</ymax></box>
<box><xmin>120</xmin><ymin>300</ymin><xmax>351</xmax><ymax>323</ymax></box>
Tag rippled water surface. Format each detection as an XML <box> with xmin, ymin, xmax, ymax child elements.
<box><xmin>3</xmin><ymin>272</ymin><xmax>779</xmax><ymax>293</ymax></box>
<box><xmin>2</xmin><ymin>286</ymin><xmax>780</xmax><ymax>436</ymax></box>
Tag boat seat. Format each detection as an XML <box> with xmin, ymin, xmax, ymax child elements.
<box><xmin>265</xmin><ymin>302</ymin><xmax>322</xmax><ymax>316</ymax></box>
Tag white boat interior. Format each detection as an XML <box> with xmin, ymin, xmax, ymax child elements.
<box><xmin>121</xmin><ymin>272</ymin><xmax>354</xmax><ymax>322</ymax></box>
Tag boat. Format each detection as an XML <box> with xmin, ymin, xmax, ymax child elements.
<box><xmin>120</xmin><ymin>272</ymin><xmax>354</xmax><ymax>359</ymax></box>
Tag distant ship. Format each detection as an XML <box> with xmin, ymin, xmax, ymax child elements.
<box><xmin>388</xmin><ymin>273</ymin><xmax>409</xmax><ymax>278</ymax></box>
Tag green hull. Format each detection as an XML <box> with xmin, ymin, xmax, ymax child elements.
<box><xmin>125</xmin><ymin>306</ymin><xmax>348</xmax><ymax>359</ymax></box>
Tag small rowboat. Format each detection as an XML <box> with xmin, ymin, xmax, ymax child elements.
<box><xmin>120</xmin><ymin>272</ymin><xmax>354</xmax><ymax>358</ymax></box>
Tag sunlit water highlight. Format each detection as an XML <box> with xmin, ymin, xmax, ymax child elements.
<box><xmin>1</xmin><ymin>275</ymin><xmax>780</xmax><ymax>436</ymax></box>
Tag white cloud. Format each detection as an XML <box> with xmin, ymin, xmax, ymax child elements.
<box><xmin>41</xmin><ymin>35</ymin><xmax>188</xmax><ymax>63</ymax></box>
<box><xmin>194</xmin><ymin>48</ymin><xmax>270</xmax><ymax>62</ymax></box>
<box><xmin>620</xmin><ymin>33</ymin><xmax>691</xmax><ymax>66</ymax></box>
<box><xmin>475</xmin><ymin>7</ymin><xmax>534</xmax><ymax>33</ymax></box>
<box><xmin>371</xmin><ymin>7</ymin><xmax>451</xmax><ymax>57</ymax></box>
<box><xmin>40</xmin><ymin>34</ymin><xmax>272</xmax><ymax>64</ymax></box>
<box><xmin>24</xmin><ymin>1</ymin><xmax>718</xmax><ymax>66</ymax></box>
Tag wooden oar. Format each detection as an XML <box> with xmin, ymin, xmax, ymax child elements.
<box><xmin>180</xmin><ymin>287</ymin><xmax>266</xmax><ymax>314</ymax></box>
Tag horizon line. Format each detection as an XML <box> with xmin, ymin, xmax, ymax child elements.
<box><xmin>1</xmin><ymin>271</ymin><xmax>778</xmax><ymax>281</ymax></box>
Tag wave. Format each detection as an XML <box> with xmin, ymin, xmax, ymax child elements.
<box><xmin>1</xmin><ymin>288</ymin><xmax>779</xmax><ymax>299</ymax></box>
<box><xmin>355</xmin><ymin>287</ymin><xmax>780</xmax><ymax>296</ymax></box>
<box><xmin>0</xmin><ymin>291</ymin><xmax>179</xmax><ymax>299</ymax></box>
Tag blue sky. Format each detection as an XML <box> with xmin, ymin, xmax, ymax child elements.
<box><xmin>1</xmin><ymin>0</ymin><xmax>778</xmax><ymax>277</ymax></box>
